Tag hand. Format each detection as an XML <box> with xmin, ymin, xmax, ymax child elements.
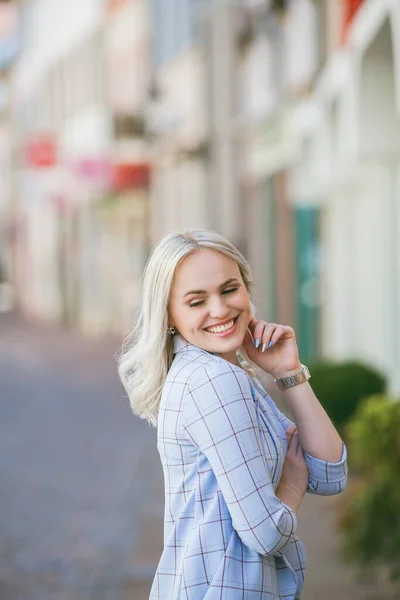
<box><xmin>276</xmin><ymin>426</ymin><xmax>309</xmax><ymax>512</ymax></box>
<box><xmin>242</xmin><ymin>316</ymin><xmax>301</xmax><ymax>378</ymax></box>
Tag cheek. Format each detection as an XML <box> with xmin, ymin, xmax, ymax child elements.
<box><xmin>194</xmin><ymin>311</ymin><xmax>208</xmax><ymax>330</ymax></box>
<box><xmin>179</xmin><ymin>308</ymin><xmax>205</xmax><ymax>332</ymax></box>
<box><xmin>238</xmin><ymin>292</ymin><xmax>251</xmax><ymax>311</ymax></box>
<box><xmin>239</xmin><ymin>297</ymin><xmax>252</xmax><ymax>327</ymax></box>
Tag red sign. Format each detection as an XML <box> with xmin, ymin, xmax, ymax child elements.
<box><xmin>26</xmin><ymin>137</ymin><xmax>57</xmax><ymax>168</ymax></box>
<box><xmin>111</xmin><ymin>163</ymin><xmax>151</xmax><ymax>191</ymax></box>
<box><xmin>342</xmin><ymin>0</ymin><xmax>365</xmax><ymax>41</ymax></box>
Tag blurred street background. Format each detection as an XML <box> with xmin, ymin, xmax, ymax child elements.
<box><xmin>0</xmin><ymin>0</ymin><xmax>400</xmax><ymax>598</ymax></box>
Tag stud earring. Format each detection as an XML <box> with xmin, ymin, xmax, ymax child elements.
<box><xmin>167</xmin><ymin>325</ymin><xmax>176</xmax><ymax>336</ymax></box>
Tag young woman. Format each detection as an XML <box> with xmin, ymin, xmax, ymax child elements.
<box><xmin>118</xmin><ymin>229</ymin><xmax>348</xmax><ymax>600</ymax></box>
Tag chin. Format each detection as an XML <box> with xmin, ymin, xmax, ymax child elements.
<box><xmin>204</xmin><ymin>333</ymin><xmax>244</xmax><ymax>354</ymax></box>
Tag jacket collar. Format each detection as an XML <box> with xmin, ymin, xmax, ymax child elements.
<box><xmin>173</xmin><ymin>334</ymin><xmax>246</xmax><ymax>371</ymax></box>
<box><xmin>173</xmin><ymin>334</ymin><xmax>190</xmax><ymax>354</ymax></box>
<box><xmin>173</xmin><ymin>333</ymin><xmax>216</xmax><ymax>358</ymax></box>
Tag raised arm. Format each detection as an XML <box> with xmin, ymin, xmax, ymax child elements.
<box><xmin>243</xmin><ymin>320</ymin><xmax>348</xmax><ymax>496</ymax></box>
<box><xmin>255</xmin><ymin>381</ymin><xmax>348</xmax><ymax>496</ymax></box>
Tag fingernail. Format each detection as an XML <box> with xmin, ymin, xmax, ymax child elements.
<box><xmin>254</xmin><ymin>338</ymin><xmax>260</xmax><ymax>349</ymax></box>
<box><xmin>268</xmin><ymin>340</ymin><xmax>273</xmax><ymax>348</ymax></box>
<box><xmin>261</xmin><ymin>343</ymin><xmax>267</xmax><ymax>353</ymax></box>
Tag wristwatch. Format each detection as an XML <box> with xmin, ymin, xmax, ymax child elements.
<box><xmin>274</xmin><ymin>364</ymin><xmax>311</xmax><ymax>390</ymax></box>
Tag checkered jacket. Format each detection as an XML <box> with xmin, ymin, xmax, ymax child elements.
<box><xmin>150</xmin><ymin>336</ymin><xmax>348</xmax><ymax>599</ymax></box>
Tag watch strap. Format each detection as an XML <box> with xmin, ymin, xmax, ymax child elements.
<box><xmin>274</xmin><ymin>364</ymin><xmax>311</xmax><ymax>390</ymax></box>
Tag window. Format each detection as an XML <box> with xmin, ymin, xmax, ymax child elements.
<box><xmin>152</xmin><ymin>0</ymin><xmax>207</xmax><ymax>66</ymax></box>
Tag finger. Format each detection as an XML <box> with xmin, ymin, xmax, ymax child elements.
<box><xmin>264</xmin><ymin>324</ymin><xmax>285</xmax><ymax>351</ymax></box>
<box><xmin>286</xmin><ymin>428</ymin><xmax>297</xmax><ymax>449</ymax></box>
<box><xmin>270</xmin><ymin>325</ymin><xmax>295</xmax><ymax>347</ymax></box>
<box><xmin>292</xmin><ymin>432</ymin><xmax>300</xmax><ymax>454</ymax></box>
<box><xmin>260</xmin><ymin>323</ymin><xmax>278</xmax><ymax>352</ymax></box>
<box><xmin>288</xmin><ymin>431</ymin><xmax>300</xmax><ymax>453</ymax></box>
<box><xmin>285</xmin><ymin>425</ymin><xmax>296</xmax><ymax>436</ymax></box>
<box><xmin>296</xmin><ymin>442</ymin><xmax>305</xmax><ymax>458</ymax></box>
<box><xmin>252</xmin><ymin>321</ymin><xmax>267</xmax><ymax>350</ymax></box>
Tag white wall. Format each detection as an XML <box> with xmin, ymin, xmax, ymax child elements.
<box><xmin>322</xmin><ymin>163</ymin><xmax>400</xmax><ymax>392</ymax></box>
<box><xmin>358</xmin><ymin>19</ymin><xmax>400</xmax><ymax>158</ymax></box>
<box><xmin>106</xmin><ymin>0</ymin><xmax>150</xmax><ymax>114</ymax></box>
<box><xmin>283</xmin><ymin>0</ymin><xmax>319</xmax><ymax>92</ymax></box>
<box><xmin>152</xmin><ymin>46</ymin><xmax>207</xmax><ymax>142</ymax></box>
<box><xmin>393</xmin><ymin>165</ymin><xmax>400</xmax><ymax>393</ymax></box>
<box><xmin>238</xmin><ymin>34</ymin><xmax>279</xmax><ymax>120</ymax></box>
<box><xmin>60</xmin><ymin>107</ymin><xmax>111</xmax><ymax>159</ymax></box>
<box><xmin>293</xmin><ymin>1</ymin><xmax>400</xmax><ymax>394</ymax></box>
<box><xmin>0</xmin><ymin>124</ymin><xmax>11</xmax><ymax>213</ymax></box>
<box><xmin>12</xmin><ymin>0</ymin><xmax>110</xmax><ymax>325</ymax></box>
<box><xmin>150</xmin><ymin>157</ymin><xmax>208</xmax><ymax>243</ymax></box>
<box><xmin>23</xmin><ymin>196</ymin><xmax>62</xmax><ymax>318</ymax></box>
<box><xmin>149</xmin><ymin>43</ymin><xmax>209</xmax><ymax>241</ymax></box>
<box><xmin>16</xmin><ymin>0</ymin><xmax>104</xmax><ymax>95</ymax></box>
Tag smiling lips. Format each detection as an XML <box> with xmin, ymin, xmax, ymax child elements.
<box><xmin>204</xmin><ymin>316</ymin><xmax>238</xmax><ymax>335</ymax></box>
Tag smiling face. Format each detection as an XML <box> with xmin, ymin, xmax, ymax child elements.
<box><xmin>168</xmin><ymin>249</ymin><xmax>252</xmax><ymax>364</ymax></box>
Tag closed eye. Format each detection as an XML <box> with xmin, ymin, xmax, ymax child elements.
<box><xmin>189</xmin><ymin>287</ymin><xmax>239</xmax><ymax>308</ymax></box>
<box><xmin>189</xmin><ymin>300</ymin><xmax>205</xmax><ymax>307</ymax></box>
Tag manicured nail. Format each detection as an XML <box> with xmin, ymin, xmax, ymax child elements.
<box><xmin>268</xmin><ymin>340</ymin><xmax>273</xmax><ymax>348</ymax></box>
<box><xmin>254</xmin><ymin>338</ymin><xmax>260</xmax><ymax>349</ymax></box>
<box><xmin>261</xmin><ymin>343</ymin><xmax>267</xmax><ymax>353</ymax></box>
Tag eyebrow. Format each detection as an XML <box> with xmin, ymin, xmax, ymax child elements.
<box><xmin>183</xmin><ymin>278</ymin><xmax>240</xmax><ymax>298</ymax></box>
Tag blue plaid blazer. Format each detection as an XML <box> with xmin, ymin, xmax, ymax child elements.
<box><xmin>150</xmin><ymin>336</ymin><xmax>348</xmax><ymax>599</ymax></box>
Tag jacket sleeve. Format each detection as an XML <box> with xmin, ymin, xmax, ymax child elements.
<box><xmin>255</xmin><ymin>383</ymin><xmax>348</xmax><ymax>497</ymax></box>
<box><xmin>183</xmin><ymin>362</ymin><xmax>297</xmax><ymax>557</ymax></box>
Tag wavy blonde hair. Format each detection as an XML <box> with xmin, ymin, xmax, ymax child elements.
<box><xmin>117</xmin><ymin>228</ymin><xmax>257</xmax><ymax>427</ymax></box>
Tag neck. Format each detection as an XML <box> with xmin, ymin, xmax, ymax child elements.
<box><xmin>218</xmin><ymin>350</ymin><xmax>239</xmax><ymax>366</ymax></box>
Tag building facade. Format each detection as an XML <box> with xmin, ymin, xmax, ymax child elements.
<box><xmin>0</xmin><ymin>1</ymin><xmax>19</xmax><ymax>313</ymax></box>
<box><xmin>149</xmin><ymin>0</ymin><xmax>400</xmax><ymax>392</ymax></box>
<box><xmin>5</xmin><ymin>0</ymin><xmax>400</xmax><ymax>394</ymax></box>
<box><xmin>147</xmin><ymin>0</ymin><xmax>214</xmax><ymax>245</ymax></box>
<box><xmin>313</xmin><ymin>0</ymin><xmax>400</xmax><ymax>393</ymax></box>
<box><xmin>10</xmin><ymin>0</ymin><xmax>153</xmax><ymax>335</ymax></box>
<box><xmin>247</xmin><ymin>0</ymin><xmax>400</xmax><ymax>392</ymax></box>
<box><xmin>12</xmin><ymin>0</ymin><xmax>109</xmax><ymax>329</ymax></box>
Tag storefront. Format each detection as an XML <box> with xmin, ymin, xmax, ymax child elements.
<box><xmin>292</xmin><ymin>0</ymin><xmax>400</xmax><ymax>391</ymax></box>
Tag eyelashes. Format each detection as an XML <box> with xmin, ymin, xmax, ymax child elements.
<box><xmin>189</xmin><ymin>287</ymin><xmax>239</xmax><ymax>308</ymax></box>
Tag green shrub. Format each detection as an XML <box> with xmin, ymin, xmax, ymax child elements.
<box><xmin>307</xmin><ymin>360</ymin><xmax>386</xmax><ymax>434</ymax></box>
<box><xmin>338</xmin><ymin>395</ymin><xmax>400</xmax><ymax>582</ymax></box>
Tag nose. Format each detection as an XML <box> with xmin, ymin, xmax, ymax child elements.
<box><xmin>208</xmin><ymin>295</ymin><xmax>230</xmax><ymax>319</ymax></box>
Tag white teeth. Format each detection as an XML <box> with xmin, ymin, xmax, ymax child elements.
<box><xmin>206</xmin><ymin>319</ymin><xmax>235</xmax><ymax>333</ymax></box>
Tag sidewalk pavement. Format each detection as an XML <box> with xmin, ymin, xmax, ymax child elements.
<box><xmin>0</xmin><ymin>312</ymin><xmax>395</xmax><ymax>600</ymax></box>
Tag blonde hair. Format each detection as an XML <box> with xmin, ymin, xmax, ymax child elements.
<box><xmin>117</xmin><ymin>228</ymin><xmax>257</xmax><ymax>427</ymax></box>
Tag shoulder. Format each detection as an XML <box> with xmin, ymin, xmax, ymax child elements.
<box><xmin>167</xmin><ymin>346</ymin><xmax>219</xmax><ymax>385</ymax></box>
<box><xmin>165</xmin><ymin>337</ymin><xmax>255</xmax><ymax>399</ymax></box>
<box><xmin>187</xmin><ymin>358</ymin><xmax>251</xmax><ymax>395</ymax></box>
<box><xmin>182</xmin><ymin>359</ymin><xmax>259</xmax><ymax>433</ymax></box>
